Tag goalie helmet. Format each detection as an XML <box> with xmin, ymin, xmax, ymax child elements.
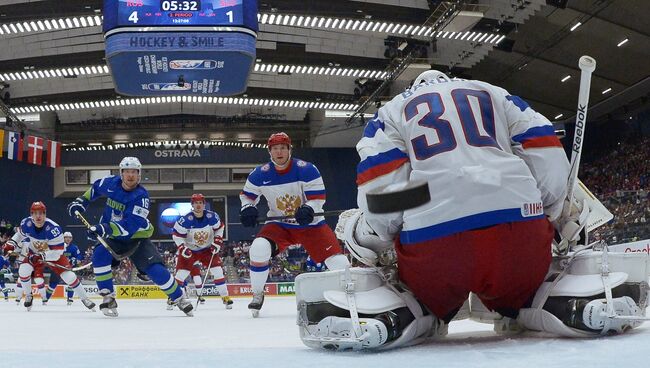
<box><xmin>191</xmin><ymin>193</ymin><xmax>205</xmax><ymax>203</ymax></box>
<box><xmin>414</xmin><ymin>70</ymin><xmax>451</xmax><ymax>85</ymax></box>
<box><xmin>30</xmin><ymin>201</ymin><xmax>47</xmax><ymax>213</ymax></box>
<box><xmin>267</xmin><ymin>132</ymin><xmax>291</xmax><ymax>150</ymax></box>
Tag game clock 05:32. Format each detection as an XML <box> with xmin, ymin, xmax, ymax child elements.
<box><xmin>160</xmin><ymin>0</ymin><xmax>201</xmax><ymax>11</ymax></box>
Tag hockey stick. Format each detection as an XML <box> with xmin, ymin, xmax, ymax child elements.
<box><xmin>257</xmin><ymin>210</ymin><xmax>346</xmax><ymax>223</ymax></box>
<box><xmin>194</xmin><ymin>251</ymin><xmax>216</xmax><ymax>311</ymax></box>
<box><xmin>557</xmin><ymin>56</ymin><xmax>596</xmax><ymax>255</ymax></box>
<box><xmin>75</xmin><ymin>211</ymin><xmax>138</xmax><ymax>261</ymax></box>
<box><xmin>563</xmin><ymin>56</ymin><xmax>596</xmax><ymax>217</ymax></box>
<box><xmin>46</xmin><ymin>261</ymin><xmax>93</xmax><ymax>272</ymax></box>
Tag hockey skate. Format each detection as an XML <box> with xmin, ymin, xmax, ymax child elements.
<box><xmin>248</xmin><ymin>292</ymin><xmax>264</xmax><ymax>318</ymax></box>
<box><xmin>81</xmin><ymin>298</ymin><xmax>96</xmax><ymax>312</ymax></box>
<box><xmin>222</xmin><ymin>296</ymin><xmax>233</xmax><ymax>310</ymax></box>
<box><xmin>172</xmin><ymin>295</ymin><xmax>194</xmax><ymax>317</ymax></box>
<box><xmin>166</xmin><ymin>298</ymin><xmax>174</xmax><ymax>310</ymax></box>
<box><xmin>99</xmin><ymin>290</ymin><xmax>119</xmax><ymax>317</ymax></box>
<box><xmin>581</xmin><ymin>296</ymin><xmax>643</xmax><ymax>334</ymax></box>
<box><xmin>198</xmin><ymin>296</ymin><xmax>206</xmax><ymax>304</ymax></box>
<box><xmin>4</xmin><ymin>296</ymin><xmax>8</xmax><ymax>302</ymax></box>
<box><xmin>42</xmin><ymin>299</ymin><xmax>48</xmax><ymax>306</ymax></box>
<box><xmin>24</xmin><ymin>294</ymin><xmax>33</xmax><ymax>311</ymax></box>
<box><xmin>67</xmin><ymin>298</ymin><xmax>74</xmax><ymax>306</ymax></box>
<box><xmin>308</xmin><ymin>316</ymin><xmax>389</xmax><ymax>350</ymax></box>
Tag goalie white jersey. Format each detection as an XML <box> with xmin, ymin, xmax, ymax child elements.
<box><xmin>240</xmin><ymin>158</ymin><xmax>327</xmax><ymax>228</ymax></box>
<box><xmin>357</xmin><ymin>76</ymin><xmax>570</xmax><ymax>244</ymax></box>
<box><xmin>172</xmin><ymin>210</ymin><xmax>224</xmax><ymax>251</ymax></box>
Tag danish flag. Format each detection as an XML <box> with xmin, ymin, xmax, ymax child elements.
<box><xmin>27</xmin><ymin>135</ymin><xmax>45</xmax><ymax>165</ymax></box>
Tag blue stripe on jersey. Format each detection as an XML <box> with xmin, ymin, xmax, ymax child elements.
<box><xmin>506</xmin><ymin>95</ymin><xmax>530</xmax><ymax>112</ymax></box>
<box><xmin>305</xmin><ymin>189</ymin><xmax>326</xmax><ymax>196</ymax></box>
<box><xmin>400</xmin><ymin>208</ymin><xmax>545</xmax><ymax>244</ymax></box>
<box><xmin>248</xmin><ymin>159</ymin><xmax>321</xmax><ymax>186</ymax></box>
<box><xmin>512</xmin><ymin>125</ymin><xmax>556</xmax><ymax>143</ymax></box>
<box><xmin>357</xmin><ymin>148</ymin><xmax>409</xmax><ymax>175</ymax></box>
<box><xmin>241</xmin><ymin>190</ymin><xmax>259</xmax><ymax>200</ymax></box>
<box><xmin>362</xmin><ymin>114</ymin><xmax>385</xmax><ymax>138</ymax></box>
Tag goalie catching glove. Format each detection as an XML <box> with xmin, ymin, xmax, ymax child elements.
<box><xmin>335</xmin><ymin>209</ymin><xmax>394</xmax><ymax>266</ymax></box>
<box><xmin>553</xmin><ymin>198</ymin><xmax>591</xmax><ymax>254</ymax></box>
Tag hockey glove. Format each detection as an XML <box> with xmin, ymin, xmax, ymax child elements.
<box><xmin>553</xmin><ymin>198</ymin><xmax>591</xmax><ymax>254</ymax></box>
<box><xmin>178</xmin><ymin>245</ymin><xmax>193</xmax><ymax>259</ymax></box>
<box><xmin>211</xmin><ymin>236</ymin><xmax>223</xmax><ymax>254</ymax></box>
<box><xmin>2</xmin><ymin>239</ymin><xmax>18</xmax><ymax>257</ymax></box>
<box><xmin>240</xmin><ymin>206</ymin><xmax>259</xmax><ymax>228</ymax></box>
<box><xmin>87</xmin><ymin>223</ymin><xmax>110</xmax><ymax>242</ymax></box>
<box><xmin>28</xmin><ymin>253</ymin><xmax>45</xmax><ymax>266</ymax></box>
<box><xmin>335</xmin><ymin>209</ymin><xmax>395</xmax><ymax>266</ymax></box>
<box><xmin>67</xmin><ymin>198</ymin><xmax>86</xmax><ymax>219</ymax></box>
<box><xmin>295</xmin><ymin>205</ymin><xmax>315</xmax><ymax>226</ymax></box>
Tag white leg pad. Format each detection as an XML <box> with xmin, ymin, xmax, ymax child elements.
<box><xmin>554</xmin><ymin>251</ymin><xmax>650</xmax><ymax>282</ymax></box>
<box><xmin>517</xmin><ymin>308</ymin><xmax>596</xmax><ymax>338</ymax></box>
<box><xmin>323</xmin><ymin>254</ymin><xmax>350</xmax><ymax>271</ymax></box>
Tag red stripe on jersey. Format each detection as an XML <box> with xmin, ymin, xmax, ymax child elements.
<box><xmin>306</xmin><ymin>193</ymin><xmax>326</xmax><ymax>200</ymax></box>
<box><xmin>172</xmin><ymin>231</ymin><xmax>187</xmax><ymax>238</ymax></box>
<box><xmin>49</xmin><ymin>245</ymin><xmax>64</xmax><ymax>250</ymax></box>
<box><xmin>357</xmin><ymin>157</ymin><xmax>408</xmax><ymax>185</ymax></box>
<box><xmin>522</xmin><ymin>136</ymin><xmax>563</xmax><ymax>149</ymax></box>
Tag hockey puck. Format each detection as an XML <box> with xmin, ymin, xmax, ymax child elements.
<box><xmin>366</xmin><ymin>181</ymin><xmax>430</xmax><ymax>214</ymax></box>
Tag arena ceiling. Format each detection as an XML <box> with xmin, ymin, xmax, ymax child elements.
<box><xmin>0</xmin><ymin>0</ymin><xmax>648</xmax><ymax>147</ymax></box>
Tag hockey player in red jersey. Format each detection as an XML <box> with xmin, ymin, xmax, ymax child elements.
<box><xmin>239</xmin><ymin>132</ymin><xmax>350</xmax><ymax>317</ymax></box>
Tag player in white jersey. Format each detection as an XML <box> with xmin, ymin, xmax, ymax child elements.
<box><xmin>295</xmin><ymin>70</ymin><xmax>648</xmax><ymax>350</ymax></box>
<box><xmin>1</xmin><ymin>202</ymin><xmax>95</xmax><ymax>312</ymax></box>
<box><xmin>240</xmin><ymin>132</ymin><xmax>350</xmax><ymax>317</ymax></box>
<box><xmin>172</xmin><ymin>193</ymin><xmax>233</xmax><ymax>309</ymax></box>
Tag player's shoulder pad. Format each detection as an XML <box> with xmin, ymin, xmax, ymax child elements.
<box><xmin>295</xmin><ymin>158</ymin><xmax>321</xmax><ymax>181</ymax></box>
<box><xmin>205</xmin><ymin>210</ymin><xmax>220</xmax><ymax>224</ymax></box>
<box><xmin>95</xmin><ymin>175</ymin><xmax>120</xmax><ymax>188</ymax></box>
<box><xmin>247</xmin><ymin>164</ymin><xmax>269</xmax><ymax>186</ymax></box>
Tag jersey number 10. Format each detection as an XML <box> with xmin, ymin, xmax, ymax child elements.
<box><xmin>404</xmin><ymin>89</ymin><xmax>498</xmax><ymax>160</ymax></box>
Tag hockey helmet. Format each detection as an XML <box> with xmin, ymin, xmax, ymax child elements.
<box><xmin>191</xmin><ymin>193</ymin><xmax>205</xmax><ymax>203</ymax></box>
<box><xmin>30</xmin><ymin>201</ymin><xmax>47</xmax><ymax>213</ymax></box>
<box><xmin>267</xmin><ymin>132</ymin><xmax>292</xmax><ymax>150</ymax></box>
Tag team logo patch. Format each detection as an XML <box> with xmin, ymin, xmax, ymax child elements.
<box><xmin>297</xmin><ymin>160</ymin><xmax>307</xmax><ymax>167</ymax></box>
<box><xmin>46</xmin><ymin>225</ymin><xmax>51</xmax><ymax>231</ymax></box>
<box><xmin>261</xmin><ymin>164</ymin><xmax>270</xmax><ymax>172</ymax></box>
<box><xmin>193</xmin><ymin>231</ymin><xmax>210</xmax><ymax>246</ymax></box>
<box><xmin>26</xmin><ymin>221</ymin><xmax>32</xmax><ymax>227</ymax></box>
<box><xmin>521</xmin><ymin>202</ymin><xmax>544</xmax><ymax>217</ymax></box>
<box><xmin>207</xmin><ymin>213</ymin><xmax>213</xmax><ymax>218</ymax></box>
<box><xmin>276</xmin><ymin>194</ymin><xmax>302</xmax><ymax>216</ymax></box>
<box><xmin>33</xmin><ymin>240</ymin><xmax>49</xmax><ymax>252</ymax></box>
<box><xmin>188</xmin><ymin>215</ymin><xmax>194</xmax><ymax>221</ymax></box>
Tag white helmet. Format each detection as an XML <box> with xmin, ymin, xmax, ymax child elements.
<box><xmin>63</xmin><ymin>232</ymin><xmax>73</xmax><ymax>238</ymax></box>
<box><xmin>414</xmin><ymin>70</ymin><xmax>451</xmax><ymax>85</ymax></box>
<box><xmin>119</xmin><ymin>156</ymin><xmax>142</xmax><ymax>184</ymax></box>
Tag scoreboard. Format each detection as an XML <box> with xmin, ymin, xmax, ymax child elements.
<box><xmin>103</xmin><ymin>0</ymin><xmax>258</xmax><ymax>96</ymax></box>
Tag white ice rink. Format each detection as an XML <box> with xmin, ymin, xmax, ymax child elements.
<box><xmin>1</xmin><ymin>296</ymin><xmax>648</xmax><ymax>368</ymax></box>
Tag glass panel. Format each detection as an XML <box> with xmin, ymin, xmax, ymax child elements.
<box><xmin>66</xmin><ymin>170</ymin><xmax>89</xmax><ymax>185</ymax></box>
<box><xmin>159</xmin><ymin>168</ymin><xmax>183</xmax><ymax>183</ymax></box>
<box><xmin>207</xmin><ymin>168</ymin><xmax>230</xmax><ymax>183</ymax></box>
<box><xmin>183</xmin><ymin>168</ymin><xmax>206</xmax><ymax>183</ymax></box>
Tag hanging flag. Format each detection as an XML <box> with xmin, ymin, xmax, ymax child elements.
<box><xmin>47</xmin><ymin>140</ymin><xmax>61</xmax><ymax>168</ymax></box>
<box><xmin>27</xmin><ymin>135</ymin><xmax>45</xmax><ymax>165</ymax></box>
<box><xmin>7</xmin><ymin>131</ymin><xmax>23</xmax><ymax>161</ymax></box>
<box><xmin>0</xmin><ymin>129</ymin><xmax>4</xmax><ymax>158</ymax></box>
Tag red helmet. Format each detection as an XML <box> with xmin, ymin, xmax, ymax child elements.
<box><xmin>30</xmin><ymin>201</ymin><xmax>47</xmax><ymax>213</ymax></box>
<box><xmin>191</xmin><ymin>193</ymin><xmax>205</xmax><ymax>203</ymax></box>
<box><xmin>267</xmin><ymin>132</ymin><xmax>291</xmax><ymax>150</ymax></box>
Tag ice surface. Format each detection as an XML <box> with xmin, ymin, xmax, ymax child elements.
<box><xmin>1</xmin><ymin>296</ymin><xmax>648</xmax><ymax>368</ymax></box>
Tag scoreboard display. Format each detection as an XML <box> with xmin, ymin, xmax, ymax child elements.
<box><xmin>103</xmin><ymin>0</ymin><xmax>258</xmax><ymax>31</ymax></box>
<box><xmin>103</xmin><ymin>0</ymin><xmax>258</xmax><ymax>96</ymax></box>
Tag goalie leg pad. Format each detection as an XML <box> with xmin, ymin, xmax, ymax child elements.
<box><xmin>296</xmin><ymin>268</ymin><xmax>440</xmax><ymax>351</ymax></box>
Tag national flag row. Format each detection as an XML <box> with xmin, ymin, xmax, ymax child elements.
<box><xmin>0</xmin><ymin>130</ymin><xmax>61</xmax><ymax>168</ymax></box>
